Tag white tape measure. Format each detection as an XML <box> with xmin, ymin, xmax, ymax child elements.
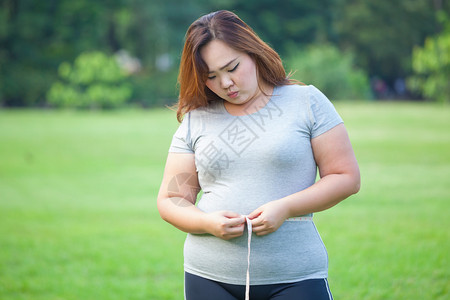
<box><xmin>243</xmin><ymin>216</ymin><xmax>312</xmax><ymax>300</ymax></box>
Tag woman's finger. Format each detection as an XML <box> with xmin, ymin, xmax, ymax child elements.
<box><xmin>226</xmin><ymin>215</ymin><xmax>246</xmax><ymax>227</ymax></box>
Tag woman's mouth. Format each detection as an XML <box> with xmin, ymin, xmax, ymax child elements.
<box><xmin>227</xmin><ymin>91</ymin><xmax>239</xmax><ymax>98</ymax></box>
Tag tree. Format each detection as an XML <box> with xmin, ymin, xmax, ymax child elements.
<box><xmin>286</xmin><ymin>44</ymin><xmax>372</xmax><ymax>100</ymax></box>
<box><xmin>47</xmin><ymin>51</ymin><xmax>132</xmax><ymax>109</ymax></box>
<box><xmin>408</xmin><ymin>12</ymin><xmax>450</xmax><ymax>103</ymax></box>
<box><xmin>332</xmin><ymin>0</ymin><xmax>446</xmax><ymax>87</ymax></box>
<box><xmin>1</xmin><ymin>0</ymin><xmax>448</xmax><ymax>106</ymax></box>
<box><xmin>0</xmin><ymin>0</ymin><xmax>123</xmax><ymax>106</ymax></box>
<box><xmin>229</xmin><ymin>0</ymin><xmax>336</xmax><ymax>55</ymax></box>
<box><xmin>0</xmin><ymin>0</ymin><xmax>206</xmax><ymax>107</ymax></box>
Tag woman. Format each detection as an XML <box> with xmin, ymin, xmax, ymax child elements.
<box><xmin>157</xmin><ymin>10</ymin><xmax>360</xmax><ymax>300</ymax></box>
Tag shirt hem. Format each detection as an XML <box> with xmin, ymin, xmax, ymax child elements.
<box><xmin>184</xmin><ymin>266</ymin><xmax>328</xmax><ymax>286</ymax></box>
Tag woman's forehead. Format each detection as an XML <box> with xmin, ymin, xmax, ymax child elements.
<box><xmin>200</xmin><ymin>40</ymin><xmax>243</xmax><ymax>71</ymax></box>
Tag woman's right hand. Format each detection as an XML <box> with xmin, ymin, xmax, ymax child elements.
<box><xmin>158</xmin><ymin>153</ymin><xmax>245</xmax><ymax>239</ymax></box>
<box><xmin>204</xmin><ymin>211</ymin><xmax>245</xmax><ymax>240</ymax></box>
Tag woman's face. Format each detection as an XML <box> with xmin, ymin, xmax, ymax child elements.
<box><xmin>200</xmin><ymin>39</ymin><xmax>262</xmax><ymax>105</ymax></box>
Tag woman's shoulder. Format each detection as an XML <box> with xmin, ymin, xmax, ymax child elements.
<box><xmin>277</xmin><ymin>83</ymin><xmax>316</xmax><ymax>94</ymax></box>
<box><xmin>187</xmin><ymin>100</ymin><xmax>225</xmax><ymax>120</ymax></box>
<box><xmin>275</xmin><ymin>84</ymin><xmax>314</xmax><ymax>104</ymax></box>
<box><xmin>277</xmin><ymin>84</ymin><xmax>329</xmax><ymax>103</ymax></box>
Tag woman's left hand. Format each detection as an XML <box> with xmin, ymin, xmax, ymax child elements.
<box><xmin>247</xmin><ymin>200</ymin><xmax>290</xmax><ymax>236</ymax></box>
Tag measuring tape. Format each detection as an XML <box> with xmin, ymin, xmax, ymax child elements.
<box><xmin>286</xmin><ymin>216</ymin><xmax>313</xmax><ymax>222</ymax></box>
<box><xmin>243</xmin><ymin>215</ymin><xmax>313</xmax><ymax>300</ymax></box>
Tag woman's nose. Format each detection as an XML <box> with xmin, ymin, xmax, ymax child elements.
<box><xmin>220</xmin><ymin>76</ymin><xmax>234</xmax><ymax>89</ymax></box>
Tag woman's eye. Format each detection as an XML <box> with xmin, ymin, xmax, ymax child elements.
<box><xmin>207</xmin><ymin>75</ymin><xmax>216</xmax><ymax>80</ymax></box>
<box><xmin>229</xmin><ymin>63</ymin><xmax>239</xmax><ymax>72</ymax></box>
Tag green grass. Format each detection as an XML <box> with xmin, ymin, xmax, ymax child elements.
<box><xmin>0</xmin><ymin>102</ymin><xmax>449</xmax><ymax>299</ymax></box>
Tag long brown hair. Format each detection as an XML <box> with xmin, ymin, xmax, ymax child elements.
<box><xmin>176</xmin><ymin>10</ymin><xmax>296</xmax><ymax>122</ymax></box>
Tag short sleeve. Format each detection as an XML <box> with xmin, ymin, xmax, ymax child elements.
<box><xmin>168</xmin><ymin>112</ymin><xmax>194</xmax><ymax>153</ymax></box>
<box><xmin>308</xmin><ymin>85</ymin><xmax>343</xmax><ymax>138</ymax></box>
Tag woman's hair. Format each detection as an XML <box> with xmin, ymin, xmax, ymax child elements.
<box><xmin>176</xmin><ymin>10</ymin><xmax>295</xmax><ymax>122</ymax></box>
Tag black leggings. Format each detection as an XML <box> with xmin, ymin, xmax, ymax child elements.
<box><xmin>185</xmin><ymin>272</ymin><xmax>333</xmax><ymax>300</ymax></box>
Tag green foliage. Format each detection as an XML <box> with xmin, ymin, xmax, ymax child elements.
<box><xmin>0</xmin><ymin>0</ymin><xmax>117</xmax><ymax>106</ymax></box>
<box><xmin>129</xmin><ymin>69</ymin><xmax>179</xmax><ymax>108</ymax></box>
<box><xmin>47</xmin><ymin>51</ymin><xmax>132</xmax><ymax>109</ymax></box>
<box><xmin>230</xmin><ymin>0</ymin><xmax>336</xmax><ymax>54</ymax></box>
<box><xmin>0</xmin><ymin>0</ymin><xmax>204</xmax><ymax>107</ymax></box>
<box><xmin>1</xmin><ymin>0</ymin><xmax>448</xmax><ymax>106</ymax></box>
<box><xmin>408</xmin><ymin>13</ymin><xmax>450</xmax><ymax>103</ymax></box>
<box><xmin>333</xmin><ymin>0</ymin><xmax>444</xmax><ymax>83</ymax></box>
<box><xmin>286</xmin><ymin>44</ymin><xmax>372</xmax><ymax>100</ymax></box>
<box><xmin>234</xmin><ymin>0</ymin><xmax>447</xmax><ymax>86</ymax></box>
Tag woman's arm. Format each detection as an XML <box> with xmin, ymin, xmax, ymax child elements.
<box><xmin>157</xmin><ymin>153</ymin><xmax>245</xmax><ymax>239</ymax></box>
<box><xmin>249</xmin><ymin>124</ymin><xmax>360</xmax><ymax>235</ymax></box>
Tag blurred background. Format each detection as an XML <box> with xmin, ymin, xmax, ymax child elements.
<box><xmin>0</xmin><ymin>0</ymin><xmax>449</xmax><ymax>108</ymax></box>
<box><xmin>1</xmin><ymin>1</ymin><xmax>449</xmax><ymax>300</ymax></box>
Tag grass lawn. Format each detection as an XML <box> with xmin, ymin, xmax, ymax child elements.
<box><xmin>0</xmin><ymin>102</ymin><xmax>449</xmax><ymax>299</ymax></box>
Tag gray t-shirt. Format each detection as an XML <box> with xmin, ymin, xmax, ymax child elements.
<box><xmin>169</xmin><ymin>84</ymin><xmax>343</xmax><ymax>285</ymax></box>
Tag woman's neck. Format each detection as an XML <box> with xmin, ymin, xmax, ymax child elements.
<box><xmin>224</xmin><ymin>84</ymin><xmax>274</xmax><ymax>116</ymax></box>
